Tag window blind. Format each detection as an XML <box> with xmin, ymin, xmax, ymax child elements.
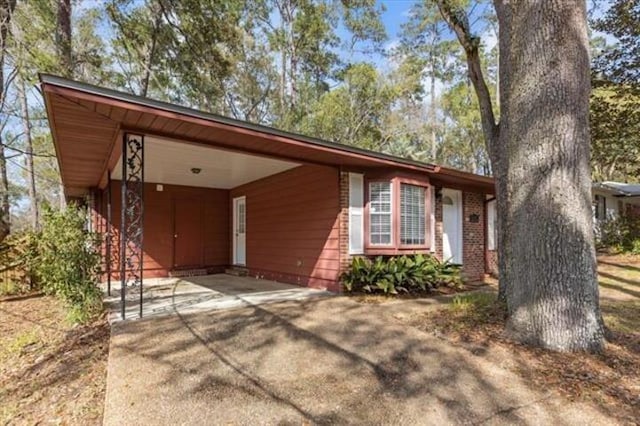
<box><xmin>400</xmin><ymin>184</ymin><xmax>425</xmax><ymax>245</ymax></box>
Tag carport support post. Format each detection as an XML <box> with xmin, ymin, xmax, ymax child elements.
<box><xmin>120</xmin><ymin>133</ymin><xmax>145</xmax><ymax>320</ymax></box>
<box><xmin>106</xmin><ymin>171</ymin><xmax>112</xmax><ymax>296</ymax></box>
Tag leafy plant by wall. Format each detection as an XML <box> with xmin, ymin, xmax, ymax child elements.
<box><xmin>27</xmin><ymin>205</ymin><xmax>103</xmax><ymax>323</ymax></box>
<box><xmin>341</xmin><ymin>254</ymin><xmax>462</xmax><ymax>294</ymax></box>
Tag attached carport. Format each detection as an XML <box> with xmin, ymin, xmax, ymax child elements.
<box><xmin>41</xmin><ymin>74</ymin><xmax>494</xmax><ymax>320</ymax></box>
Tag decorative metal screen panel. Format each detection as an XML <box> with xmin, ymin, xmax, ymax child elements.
<box><xmin>400</xmin><ymin>184</ymin><xmax>425</xmax><ymax>245</ymax></box>
<box><xmin>106</xmin><ymin>171</ymin><xmax>113</xmax><ymax>296</ymax></box>
<box><xmin>120</xmin><ymin>133</ymin><xmax>144</xmax><ymax>319</ymax></box>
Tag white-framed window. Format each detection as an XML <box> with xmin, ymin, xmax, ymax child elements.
<box><xmin>369</xmin><ymin>181</ymin><xmax>392</xmax><ymax>245</ymax></box>
<box><xmin>487</xmin><ymin>199</ymin><xmax>497</xmax><ymax>250</ymax></box>
<box><xmin>400</xmin><ymin>184</ymin><xmax>426</xmax><ymax>245</ymax></box>
<box><xmin>430</xmin><ymin>186</ymin><xmax>436</xmax><ymax>252</ymax></box>
<box><xmin>348</xmin><ymin>173</ymin><xmax>364</xmax><ymax>254</ymax></box>
<box><xmin>594</xmin><ymin>194</ymin><xmax>606</xmax><ymax>220</ymax></box>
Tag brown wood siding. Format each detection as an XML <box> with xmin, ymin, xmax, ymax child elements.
<box><xmin>230</xmin><ymin>165</ymin><xmax>341</xmax><ymax>291</ymax></box>
<box><xmin>107</xmin><ymin>181</ymin><xmax>229</xmax><ymax>278</ymax></box>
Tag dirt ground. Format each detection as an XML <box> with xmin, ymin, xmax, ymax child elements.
<box><xmin>394</xmin><ymin>254</ymin><xmax>640</xmax><ymax>424</ymax></box>
<box><xmin>1</xmin><ymin>255</ymin><xmax>637</xmax><ymax>424</ymax></box>
<box><xmin>0</xmin><ymin>294</ymin><xmax>109</xmax><ymax>425</ymax></box>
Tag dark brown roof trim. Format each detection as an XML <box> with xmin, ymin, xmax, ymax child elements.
<box><xmin>40</xmin><ymin>74</ymin><xmax>437</xmax><ymax>172</ymax></box>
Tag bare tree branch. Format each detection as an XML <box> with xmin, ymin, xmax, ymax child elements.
<box><xmin>436</xmin><ymin>0</ymin><xmax>499</xmax><ymax>155</ymax></box>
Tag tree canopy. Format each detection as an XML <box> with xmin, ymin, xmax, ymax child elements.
<box><xmin>0</xmin><ymin>0</ymin><xmax>636</xmax><ymax>236</ymax></box>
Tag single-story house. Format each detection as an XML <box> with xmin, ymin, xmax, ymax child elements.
<box><xmin>40</xmin><ymin>74</ymin><xmax>497</xmax><ymax>302</ymax></box>
<box><xmin>592</xmin><ymin>181</ymin><xmax>640</xmax><ymax>223</ymax></box>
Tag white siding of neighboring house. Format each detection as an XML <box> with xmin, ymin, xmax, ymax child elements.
<box><xmin>592</xmin><ymin>189</ymin><xmax>621</xmax><ymax>222</ymax></box>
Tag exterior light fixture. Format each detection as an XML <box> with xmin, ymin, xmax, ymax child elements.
<box><xmin>191</xmin><ymin>167</ymin><xmax>202</xmax><ymax>174</ymax></box>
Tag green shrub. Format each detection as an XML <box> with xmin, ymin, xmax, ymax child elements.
<box><xmin>597</xmin><ymin>214</ymin><xmax>640</xmax><ymax>254</ymax></box>
<box><xmin>341</xmin><ymin>254</ymin><xmax>462</xmax><ymax>294</ymax></box>
<box><xmin>28</xmin><ymin>205</ymin><xmax>103</xmax><ymax>323</ymax></box>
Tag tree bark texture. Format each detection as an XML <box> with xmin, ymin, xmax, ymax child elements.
<box><xmin>0</xmin><ymin>0</ymin><xmax>16</xmax><ymax>242</ymax></box>
<box><xmin>497</xmin><ymin>0</ymin><xmax>603</xmax><ymax>351</ymax></box>
<box><xmin>439</xmin><ymin>0</ymin><xmax>604</xmax><ymax>351</ymax></box>
<box><xmin>430</xmin><ymin>72</ymin><xmax>437</xmax><ymax>160</ymax></box>
<box><xmin>18</xmin><ymin>78</ymin><xmax>38</xmax><ymax>229</ymax></box>
<box><xmin>0</xmin><ymin>137</ymin><xmax>9</xmax><ymax>242</ymax></box>
<box><xmin>56</xmin><ymin>0</ymin><xmax>72</xmax><ymax>78</ymax></box>
<box><xmin>436</xmin><ymin>0</ymin><xmax>508</xmax><ymax>302</ymax></box>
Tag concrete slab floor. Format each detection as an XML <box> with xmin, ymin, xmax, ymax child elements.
<box><xmin>102</xmin><ymin>274</ymin><xmax>332</xmax><ymax>322</ymax></box>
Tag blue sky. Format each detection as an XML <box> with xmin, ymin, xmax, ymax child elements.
<box><xmin>378</xmin><ymin>0</ymin><xmax>418</xmax><ymax>39</ymax></box>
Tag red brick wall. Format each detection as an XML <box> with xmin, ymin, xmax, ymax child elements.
<box><xmin>338</xmin><ymin>171</ymin><xmax>351</xmax><ymax>279</ymax></box>
<box><xmin>462</xmin><ymin>191</ymin><xmax>485</xmax><ymax>281</ymax></box>
<box><xmin>433</xmin><ymin>188</ymin><xmax>487</xmax><ymax>281</ymax></box>
<box><xmin>626</xmin><ymin>203</ymin><xmax>640</xmax><ymax>218</ymax></box>
<box><xmin>434</xmin><ymin>190</ymin><xmax>444</xmax><ymax>260</ymax></box>
<box><xmin>105</xmin><ymin>181</ymin><xmax>229</xmax><ymax>278</ymax></box>
<box><xmin>230</xmin><ymin>165</ymin><xmax>341</xmax><ymax>291</ymax></box>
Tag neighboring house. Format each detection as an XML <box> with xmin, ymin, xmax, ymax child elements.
<box><xmin>592</xmin><ymin>182</ymin><xmax>640</xmax><ymax>224</ymax></box>
<box><xmin>40</xmin><ymin>74</ymin><xmax>497</xmax><ymax>294</ymax></box>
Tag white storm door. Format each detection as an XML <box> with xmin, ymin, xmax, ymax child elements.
<box><xmin>233</xmin><ymin>196</ymin><xmax>246</xmax><ymax>266</ymax></box>
<box><xmin>442</xmin><ymin>189</ymin><xmax>462</xmax><ymax>264</ymax></box>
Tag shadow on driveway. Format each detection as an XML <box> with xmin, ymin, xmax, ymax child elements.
<box><xmin>103</xmin><ymin>295</ymin><xmax>613</xmax><ymax>424</ymax></box>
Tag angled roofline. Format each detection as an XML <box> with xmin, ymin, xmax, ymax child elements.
<box><xmin>39</xmin><ymin>73</ymin><xmax>439</xmax><ymax>172</ymax></box>
<box><xmin>593</xmin><ymin>181</ymin><xmax>640</xmax><ymax>198</ymax></box>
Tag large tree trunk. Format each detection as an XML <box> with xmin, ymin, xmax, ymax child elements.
<box><xmin>497</xmin><ymin>0</ymin><xmax>603</xmax><ymax>351</ymax></box>
<box><xmin>56</xmin><ymin>0</ymin><xmax>72</xmax><ymax>209</ymax></box>
<box><xmin>0</xmin><ymin>138</ymin><xmax>9</xmax><ymax>242</ymax></box>
<box><xmin>0</xmin><ymin>0</ymin><xmax>16</xmax><ymax>242</ymax></box>
<box><xmin>56</xmin><ymin>0</ymin><xmax>72</xmax><ymax>78</ymax></box>
<box><xmin>140</xmin><ymin>8</ymin><xmax>162</xmax><ymax>98</ymax></box>
<box><xmin>17</xmin><ymin>78</ymin><xmax>38</xmax><ymax>229</ymax></box>
<box><xmin>429</xmin><ymin>71</ymin><xmax>437</xmax><ymax>160</ymax></box>
<box><xmin>439</xmin><ymin>0</ymin><xmax>604</xmax><ymax>351</ymax></box>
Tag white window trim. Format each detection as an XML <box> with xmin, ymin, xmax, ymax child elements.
<box><xmin>232</xmin><ymin>196</ymin><xmax>247</xmax><ymax>266</ymax></box>
<box><xmin>430</xmin><ymin>186</ymin><xmax>436</xmax><ymax>252</ymax></box>
<box><xmin>487</xmin><ymin>198</ymin><xmax>497</xmax><ymax>251</ymax></box>
<box><xmin>348</xmin><ymin>173</ymin><xmax>364</xmax><ymax>254</ymax></box>
<box><xmin>368</xmin><ymin>181</ymin><xmax>393</xmax><ymax>246</ymax></box>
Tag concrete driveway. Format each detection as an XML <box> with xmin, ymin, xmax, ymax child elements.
<box><xmin>103</xmin><ymin>294</ymin><xmax>614</xmax><ymax>425</ymax></box>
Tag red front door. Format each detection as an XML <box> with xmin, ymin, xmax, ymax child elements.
<box><xmin>173</xmin><ymin>198</ymin><xmax>204</xmax><ymax>268</ymax></box>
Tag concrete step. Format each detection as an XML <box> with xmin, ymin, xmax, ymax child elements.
<box><xmin>225</xmin><ymin>267</ymin><xmax>249</xmax><ymax>277</ymax></box>
<box><xmin>169</xmin><ymin>268</ymin><xmax>208</xmax><ymax>278</ymax></box>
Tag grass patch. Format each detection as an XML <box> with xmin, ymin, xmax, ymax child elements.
<box><xmin>424</xmin><ymin>292</ymin><xmax>506</xmax><ymax>335</ymax></box>
<box><xmin>450</xmin><ymin>292</ymin><xmax>497</xmax><ymax>314</ymax></box>
<box><xmin>601</xmin><ymin>299</ymin><xmax>640</xmax><ymax>334</ymax></box>
<box><xmin>0</xmin><ymin>330</ymin><xmax>41</xmax><ymax>364</ymax></box>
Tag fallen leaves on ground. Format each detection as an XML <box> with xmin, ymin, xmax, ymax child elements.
<box><xmin>0</xmin><ymin>293</ymin><xmax>109</xmax><ymax>425</ymax></box>
<box><xmin>399</xmin><ymin>277</ymin><xmax>640</xmax><ymax>424</ymax></box>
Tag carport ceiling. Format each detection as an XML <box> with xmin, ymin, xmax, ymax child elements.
<box><xmin>111</xmin><ymin>136</ymin><xmax>300</xmax><ymax>189</ymax></box>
